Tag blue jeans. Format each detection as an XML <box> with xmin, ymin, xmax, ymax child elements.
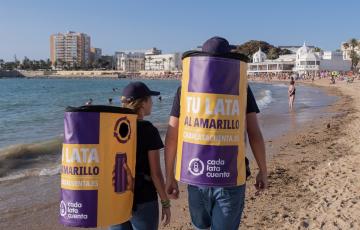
<box><xmin>109</xmin><ymin>201</ymin><xmax>159</xmax><ymax>230</ymax></box>
<box><xmin>187</xmin><ymin>184</ymin><xmax>246</xmax><ymax>230</ymax></box>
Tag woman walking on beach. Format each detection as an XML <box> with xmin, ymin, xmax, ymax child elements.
<box><xmin>110</xmin><ymin>82</ymin><xmax>171</xmax><ymax>230</ymax></box>
<box><xmin>288</xmin><ymin>78</ymin><xmax>296</xmax><ymax>111</ymax></box>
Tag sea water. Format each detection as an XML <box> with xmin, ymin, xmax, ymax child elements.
<box><xmin>0</xmin><ymin>78</ymin><xmax>336</xmax><ymax>181</ymax></box>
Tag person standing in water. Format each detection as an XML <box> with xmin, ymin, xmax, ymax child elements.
<box><xmin>288</xmin><ymin>78</ymin><xmax>296</xmax><ymax>111</ymax></box>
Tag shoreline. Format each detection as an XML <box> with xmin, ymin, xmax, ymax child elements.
<box><xmin>0</xmin><ymin>79</ymin><xmax>359</xmax><ymax>229</ymax></box>
<box><xmin>159</xmin><ymin>79</ymin><xmax>355</xmax><ymax>229</ymax></box>
<box><xmin>0</xmin><ymin>70</ymin><xmax>181</xmax><ymax>80</ymax></box>
<box><xmin>160</xmin><ymin>79</ymin><xmax>360</xmax><ymax>229</ymax></box>
<box><xmin>243</xmin><ymin>79</ymin><xmax>360</xmax><ymax>229</ymax></box>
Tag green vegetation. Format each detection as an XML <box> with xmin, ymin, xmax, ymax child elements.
<box><xmin>233</xmin><ymin>40</ymin><xmax>292</xmax><ymax>60</ymax></box>
<box><xmin>53</xmin><ymin>55</ymin><xmax>115</xmax><ymax>70</ymax></box>
<box><xmin>343</xmin><ymin>38</ymin><xmax>360</xmax><ymax>71</ymax></box>
<box><xmin>0</xmin><ymin>57</ymin><xmax>51</xmax><ymax>70</ymax></box>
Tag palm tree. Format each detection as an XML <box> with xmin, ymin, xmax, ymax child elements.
<box><xmin>148</xmin><ymin>56</ymin><xmax>153</xmax><ymax>70</ymax></box>
<box><xmin>57</xmin><ymin>59</ymin><xmax>64</xmax><ymax>70</ymax></box>
<box><xmin>133</xmin><ymin>60</ymin><xmax>137</xmax><ymax>72</ymax></box>
<box><xmin>129</xmin><ymin>59</ymin><xmax>133</xmax><ymax>72</ymax></box>
<box><xmin>121</xmin><ymin>59</ymin><xmax>125</xmax><ymax>71</ymax></box>
<box><xmin>156</xmin><ymin>61</ymin><xmax>160</xmax><ymax>70</ymax></box>
<box><xmin>141</xmin><ymin>57</ymin><xmax>145</xmax><ymax>70</ymax></box>
<box><xmin>348</xmin><ymin>38</ymin><xmax>359</xmax><ymax>70</ymax></box>
<box><xmin>39</xmin><ymin>60</ymin><xmax>46</xmax><ymax>69</ymax></box>
<box><xmin>72</xmin><ymin>57</ymin><xmax>77</xmax><ymax>70</ymax></box>
<box><xmin>168</xmin><ymin>57</ymin><xmax>173</xmax><ymax>71</ymax></box>
<box><xmin>162</xmin><ymin>58</ymin><xmax>166</xmax><ymax>70</ymax></box>
<box><xmin>350</xmin><ymin>51</ymin><xmax>360</xmax><ymax>71</ymax></box>
<box><xmin>46</xmin><ymin>59</ymin><xmax>51</xmax><ymax>69</ymax></box>
<box><xmin>350</xmin><ymin>38</ymin><xmax>358</xmax><ymax>50</ymax></box>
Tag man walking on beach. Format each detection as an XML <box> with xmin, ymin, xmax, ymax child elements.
<box><xmin>164</xmin><ymin>37</ymin><xmax>268</xmax><ymax>230</ymax></box>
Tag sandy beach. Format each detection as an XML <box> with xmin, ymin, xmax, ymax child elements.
<box><xmin>0</xmin><ymin>79</ymin><xmax>359</xmax><ymax>230</ymax></box>
<box><xmin>242</xmin><ymin>79</ymin><xmax>360</xmax><ymax>229</ymax></box>
<box><xmin>160</xmin><ymin>79</ymin><xmax>360</xmax><ymax>230</ymax></box>
<box><xmin>2</xmin><ymin>1</ymin><xmax>360</xmax><ymax>229</ymax></box>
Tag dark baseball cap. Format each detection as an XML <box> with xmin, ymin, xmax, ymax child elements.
<box><xmin>202</xmin><ymin>36</ymin><xmax>237</xmax><ymax>54</ymax></box>
<box><xmin>122</xmin><ymin>82</ymin><xmax>160</xmax><ymax>100</ymax></box>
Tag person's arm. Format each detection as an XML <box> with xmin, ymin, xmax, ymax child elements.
<box><xmin>148</xmin><ymin>149</ymin><xmax>171</xmax><ymax>226</ymax></box>
<box><xmin>288</xmin><ymin>85</ymin><xmax>293</xmax><ymax>96</ymax></box>
<box><xmin>164</xmin><ymin>116</ymin><xmax>180</xmax><ymax>199</ymax></box>
<box><xmin>246</xmin><ymin>112</ymin><xmax>268</xmax><ymax>190</ymax></box>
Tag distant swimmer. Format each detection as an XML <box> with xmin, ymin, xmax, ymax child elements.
<box><xmin>158</xmin><ymin>96</ymin><xmax>162</xmax><ymax>101</ymax></box>
<box><xmin>85</xmin><ymin>98</ymin><xmax>93</xmax><ymax>105</ymax></box>
<box><xmin>108</xmin><ymin>98</ymin><xmax>113</xmax><ymax>104</ymax></box>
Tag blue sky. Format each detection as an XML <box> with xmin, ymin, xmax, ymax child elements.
<box><xmin>0</xmin><ymin>0</ymin><xmax>359</xmax><ymax>61</ymax></box>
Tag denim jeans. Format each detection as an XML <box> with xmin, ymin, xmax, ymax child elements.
<box><xmin>187</xmin><ymin>184</ymin><xmax>246</xmax><ymax>230</ymax></box>
<box><xmin>109</xmin><ymin>200</ymin><xmax>159</xmax><ymax>230</ymax></box>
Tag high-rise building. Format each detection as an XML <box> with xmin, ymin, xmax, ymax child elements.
<box><xmin>90</xmin><ymin>47</ymin><xmax>102</xmax><ymax>64</ymax></box>
<box><xmin>50</xmin><ymin>31</ymin><xmax>91</xmax><ymax>68</ymax></box>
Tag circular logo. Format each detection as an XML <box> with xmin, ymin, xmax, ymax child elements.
<box><xmin>188</xmin><ymin>158</ymin><xmax>204</xmax><ymax>176</ymax></box>
<box><xmin>114</xmin><ymin>117</ymin><xmax>131</xmax><ymax>144</ymax></box>
<box><xmin>60</xmin><ymin>200</ymin><xmax>67</xmax><ymax>217</ymax></box>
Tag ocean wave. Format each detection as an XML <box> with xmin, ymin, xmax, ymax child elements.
<box><xmin>0</xmin><ymin>138</ymin><xmax>62</xmax><ymax>181</ymax></box>
<box><xmin>256</xmin><ymin>90</ymin><xmax>273</xmax><ymax>110</ymax></box>
<box><xmin>0</xmin><ymin>168</ymin><xmax>39</xmax><ymax>182</ymax></box>
<box><xmin>273</xmin><ymin>83</ymin><xmax>288</xmax><ymax>88</ymax></box>
<box><xmin>39</xmin><ymin>164</ymin><xmax>61</xmax><ymax>176</ymax></box>
<box><xmin>0</xmin><ymin>164</ymin><xmax>61</xmax><ymax>182</ymax></box>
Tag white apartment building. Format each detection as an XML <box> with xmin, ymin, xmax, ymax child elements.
<box><xmin>145</xmin><ymin>52</ymin><xmax>182</xmax><ymax>71</ymax></box>
<box><xmin>115</xmin><ymin>52</ymin><xmax>145</xmax><ymax>72</ymax></box>
<box><xmin>114</xmin><ymin>48</ymin><xmax>182</xmax><ymax>72</ymax></box>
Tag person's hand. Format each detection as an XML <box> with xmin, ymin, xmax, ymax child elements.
<box><xmin>254</xmin><ymin>171</ymin><xmax>268</xmax><ymax>193</ymax></box>
<box><xmin>123</xmin><ymin>163</ymin><xmax>134</xmax><ymax>191</ymax></box>
<box><xmin>112</xmin><ymin>163</ymin><xmax>134</xmax><ymax>192</ymax></box>
<box><xmin>161</xmin><ymin>206</ymin><xmax>171</xmax><ymax>226</ymax></box>
<box><xmin>165</xmin><ymin>177</ymin><xmax>179</xmax><ymax>199</ymax></box>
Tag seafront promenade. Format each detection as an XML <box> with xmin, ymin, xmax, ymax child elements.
<box><xmin>0</xmin><ymin>70</ymin><xmax>181</xmax><ymax>79</ymax></box>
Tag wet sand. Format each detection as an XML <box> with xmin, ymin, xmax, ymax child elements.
<box><xmin>1</xmin><ymin>79</ymin><xmax>359</xmax><ymax>229</ymax></box>
<box><xmin>242</xmin><ymin>79</ymin><xmax>360</xmax><ymax>229</ymax></box>
<box><xmin>161</xmin><ymin>79</ymin><xmax>360</xmax><ymax>230</ymax></box>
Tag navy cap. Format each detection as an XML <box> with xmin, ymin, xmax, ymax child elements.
<box><xmin>122</xmin><ymin>82</ymin><xmax>160</xmax><ymax>100</ymax></box>
<box><xmin>202</xmin><ymin>36</ymin><xmax>236</xmax><ymax>54</ymax></box>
